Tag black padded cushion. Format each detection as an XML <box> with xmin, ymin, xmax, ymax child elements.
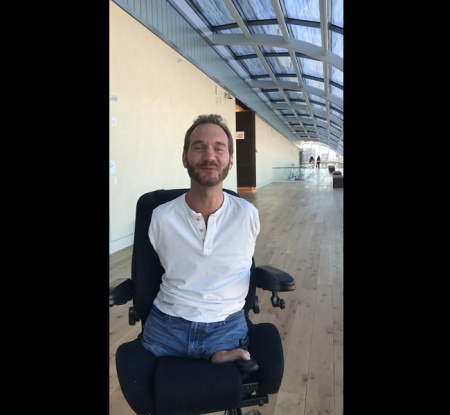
<box><xmin>116</xmin><ymin>323</ymin><xmax>285</xmax><ymax>415</ymax></box>
<box><xmin>154</xmin><ymin>357</ymin><xmax>242</xmax><ymax>415</ymax></box>
<box><xmin>116</xmin><ymin>337</ymin><xmax>158</xmax><ymax>415</ymax></box>
<box><xmin>248</xmin><ymin>322</ymin><xmax>284</xmax><ymax>394</ymax></box>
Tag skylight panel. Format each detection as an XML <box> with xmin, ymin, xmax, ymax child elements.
<box><xmin>330</xmin><ymin>0</ymin><xmax>344</xmax><ymax>28</ymax></box>
<box><xmin>190</xmin><ymin>0</ymin><xmax>235</xmax><ymax>25</ymax></box>
<box><xmin>290</xmin><ymin>25</ymin><xmax>322</xmax><ymax>47</ymax></box>
<box><xmin>330</xmin><ymin>67</ymin><xmax>343</xmax><ymax>86</ymax></box>
<box><xmin>304</xmin><ymin>78</ymin><xmax>324</xmax><ymax>90</ymax></box>
<box><xmin>236</xmin><ymin>0</ymin><xmax>277</xmax><ymax>20</ymax></box>
<box><xmin>301</xmin><ymin>57</ymin><xmax>324</xmax><ymax>79</ymax></box>
<box><xmin>284</xmin><ymin>0</ymin><xmax>320</xmax><ymax>22</ymax></box>
<box><xmin>330</xmin><ymin>32</ymin><xmax>343</xmax><ymax>58</ymax></box>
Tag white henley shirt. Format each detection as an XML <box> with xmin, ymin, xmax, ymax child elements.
<box><xmin>149</xmin><ymin>191</ymin><xmax>260</xmax><ymax>322</ymax></box>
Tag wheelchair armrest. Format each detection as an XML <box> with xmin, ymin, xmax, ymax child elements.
<box><xmin>109</xmin><ymin>277</ymin><xmax>133</xmax><ymax>307</ymax></box>
<box><xmin>255</xmin><ymin>265</ymin><xmax>296</xmax><ymax>292</ymax></box>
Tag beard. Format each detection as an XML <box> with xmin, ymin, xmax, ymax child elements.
<box><xmin>186</xmin><ymin>160</ymin><xmax>230</xmax><ymax>187</ymax></box>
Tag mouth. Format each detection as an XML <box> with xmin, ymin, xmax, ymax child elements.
<box><xmin>200</xmin><ymin>164</ymin><xmax>218</xmax><ymax>171</ymax></box>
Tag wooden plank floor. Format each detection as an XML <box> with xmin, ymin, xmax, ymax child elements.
<box><xmin>110</xmin><ymin>168</ymin><xmax>343</xmax><ymax>415</ymax></box>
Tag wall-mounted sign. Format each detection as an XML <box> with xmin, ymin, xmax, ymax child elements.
<box><xmin>236</xmin><ymin>131</ymin><xmax>245</xmax><ymax>140</ymax></box>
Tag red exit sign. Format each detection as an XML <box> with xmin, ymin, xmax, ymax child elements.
<box><xmin>236</xmin><ymin>131</ymin><xmax>245</xmax><ymax>140</ymax></box>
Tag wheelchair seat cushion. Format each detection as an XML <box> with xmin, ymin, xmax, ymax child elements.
<box><xmin>155</xmin><ymin>357</ymin><xmax>243</xmax><ymax>415</ymax></box>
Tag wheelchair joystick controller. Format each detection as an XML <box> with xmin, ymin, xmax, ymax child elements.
<box><xmin>236</xmin><ymin>339</ymin><xmax>259</xmax><ymax>374</ymax></box>
<box><xmin>270</xmin><ymin>291</ymin><xmax>286</xmax><ymax>309</ymax></box>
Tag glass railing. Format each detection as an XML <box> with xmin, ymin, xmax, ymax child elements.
<box><xmin>272</xmin><ymin>161</ymin><xmax>343</xmax><ymax>181</ymax></box>
<box><xmin>272</xmin><ymin>163</ymin><xmax>315</xmax><ymax>181</ymax></box>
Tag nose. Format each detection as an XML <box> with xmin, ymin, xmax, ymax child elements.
<box><xmin>203</xmin><ymin>146</ymin><xmax>216</xmax><ymax>160</ymax></box>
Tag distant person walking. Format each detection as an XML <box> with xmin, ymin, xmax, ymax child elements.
<box><xmin>316</xmin><ymin>155</ymin><xmax>321</xmax><ymax>169</ymax></box>
<box><xmin>309</xmin><ymin>156</ymin><xmax>314</xmax><ymax>165</ymax></box>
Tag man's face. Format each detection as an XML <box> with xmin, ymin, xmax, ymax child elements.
<box><xmin>182</xmin><ymin>123</ymin><xmax>233</xmax><ymax>187</ymax></box>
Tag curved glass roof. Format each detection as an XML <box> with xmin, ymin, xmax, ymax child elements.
<box><xmin>168</xmin><ymin>0</ymin><xmax>343</xmax><ymax>156</ymax></box>
<box><xmin>113</xmin><ymin>0</ymin><xmax>343</xmax><ymax>156</ymax></box>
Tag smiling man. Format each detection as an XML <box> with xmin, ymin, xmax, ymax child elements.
<box><xmin>141</xmin><ymin>114</ymin><xmax>260</xmax><ymax>374</ymax></box>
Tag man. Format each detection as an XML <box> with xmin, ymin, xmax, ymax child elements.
<box><xmin>141</xmin><ymin>114</ymin><xmax>260</xmax><ymax>373</ymax></box>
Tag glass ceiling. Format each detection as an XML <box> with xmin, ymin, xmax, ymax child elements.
<box><xmin>114</xmin><ymin>0</ymin><xmax>344</xmax><ymax>155</ymax></box>
<box><xmin>169</xmin><ymin>0</ymin><xmax>344</xmax><ymax>156</ymax></box>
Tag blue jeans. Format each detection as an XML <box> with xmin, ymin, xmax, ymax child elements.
<box><xmin>141</xmin><ymin>306</ymin><xmax>249</xmax><ymax>360</ymax></box>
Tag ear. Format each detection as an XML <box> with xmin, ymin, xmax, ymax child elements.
<box><xmin>182</xmin><ymin>152</ymin><xmax>187</xmax><ymax>167</ymax></box>
<box><xmin>228</xmin><ymin>154</ymin><xmax>234</xmax><ymax>168</ymax></box>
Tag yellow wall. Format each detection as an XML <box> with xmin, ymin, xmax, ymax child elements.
<box><xmin>110</xmin><ymin>1</ymin><xmax>300</xmax><ymax>253</ymax></box>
